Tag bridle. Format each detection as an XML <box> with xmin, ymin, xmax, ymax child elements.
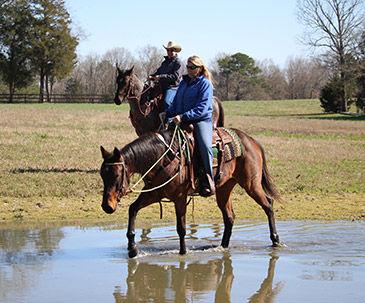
<box><xmin>117</xmin><ymin>75</ymin><xmax>163</xmax><ymax>137</ymax></box>
<box><xmin>103</xmin><ymin>162</ymin><xmax>132</xmax><ymax>197</ymax></box>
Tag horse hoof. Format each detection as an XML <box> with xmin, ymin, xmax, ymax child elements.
<box><xmin>179</xmin><ymin>249</ymin><xmax>186</xmax><ymax>255</ymax></box>
<box><xmin>273</xmin><ymin>242</ymin><xmax>287</xmax><ymax>248</ymax></box>
<box><xmin>128</xmin><ymin>247</ymin><xmax>138</xmax><ymax>258</ymax></box>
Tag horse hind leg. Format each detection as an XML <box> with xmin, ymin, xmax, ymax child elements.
<box><xmin>216</xmin><ymin>180</ymin><xmax>236</xmax><ymax>248</ymax></box>
<box><xmin>264</xmin><ymin>195</ymin><xmax>281</xmax><ymax>246</ymax></box>
<box><xmin>245</xmin><ymin>183</ymin><xmax>281</xmax><ymax>247</ymax></box>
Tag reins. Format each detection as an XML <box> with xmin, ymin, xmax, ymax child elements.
<box><xmin>126</xmin><ymin>124</ymin><xmax>180</xmax><ymax>194</ymax></box>
<box><xmin>104</xmin><ymin>124</ymin><xmax>195</xmax><ymax>219</ymax></box>
<box><xmin>127</xmin><ymin>76</ymin><xmax>162</xmax><ymax>118</ymax></box>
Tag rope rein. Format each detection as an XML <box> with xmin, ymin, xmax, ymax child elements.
<box><xmin>126</xmin><ymin>124</ymin><xmax>182</xmax><ymax>194</ymax></box>
<box><xmin>104</xmin><ymin>124</ymin><xmax>195</xmax><ymax>219</ymax></box>
<box><xmin>127</xmin><ymin>77</ymin><xmax>161</xmax><ymax>118</ymax></box>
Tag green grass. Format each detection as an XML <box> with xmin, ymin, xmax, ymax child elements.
<box><xmin>0</xmin><ymin>100</ymin><xmax>364</xmax><ymax>222</ymax></box>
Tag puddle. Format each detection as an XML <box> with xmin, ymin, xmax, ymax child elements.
<box><xmin>0</xmin><ymin>221</ymin><xmax>364</xmax><ymax>302</ymax></box>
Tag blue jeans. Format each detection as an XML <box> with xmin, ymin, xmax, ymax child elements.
<box><xmin>193</xmin><ymin>119</ymin><xmax>214</xmax><ymax>187</ymax></box>
<box><xmin>163</xmin><ymin>89</ymin><xmax>177</xmax><ymax>109</ymax></box>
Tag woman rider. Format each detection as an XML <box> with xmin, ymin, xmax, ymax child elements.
<box><xmin>160</xmin><ymin>55</ymin><xmax>215</xmax><ymax>197</ymax></box>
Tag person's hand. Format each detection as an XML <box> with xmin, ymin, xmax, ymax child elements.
<box><xmin>148</xmin><ymin>75</ymin><xmax>160</xmax><ymax>83</ymax></box>
<box><xmin>172</xmin><ymin>115</ymin><xmax>181</xmax><ymax>125</ymax></box>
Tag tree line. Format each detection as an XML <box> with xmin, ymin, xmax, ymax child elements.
<box><xmin>1</xmin><ymin>0</ymin><xmax>364</xmax><ymax>113</ymax></box>
<box><xmin>57</xmin><ymin>48</ymin><xmax>330</xmax><ymax>102</ymax></box>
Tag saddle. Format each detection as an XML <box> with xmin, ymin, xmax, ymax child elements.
<box><xmin>213</xmin><ymin>127</ymin><xmax>244</xmax><ymax>164</ymax></box>
<box><xmin>212</xmin><ymin>127</ymin><xmax>244</xmax><ymax>183</ymax></box>
<box><xmin>179</xmin><ymin>125</ymin><xmax>244</xmax><ymax>184</ymax></box>
<box><xmin>152</xmin><ymin>125</ymin><xmax>244</xmax><ymax>191</ymax></box>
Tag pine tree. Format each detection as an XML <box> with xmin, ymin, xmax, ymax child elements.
<box><xmin>0</xmin><ymin>0</ymin><xmax>34</xmax><ymax>102</ymax></box>
<box><xmin>30</xmin><ymin>0</ymin><xmax>78</xmax><ymax>102</ymax></box>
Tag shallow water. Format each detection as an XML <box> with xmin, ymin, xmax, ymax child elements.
<box><xmin>0</xmin><ymin>221</ymin><xmax>364</xmax><ymax>302</ymax></box>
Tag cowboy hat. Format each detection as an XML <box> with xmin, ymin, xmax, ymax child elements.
<box><xmin>163</xmin><ymin>41</ymin><xmax>182</xmax><ymax>52</ymax></box>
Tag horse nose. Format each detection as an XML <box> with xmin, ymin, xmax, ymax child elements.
<box><xmin>102</xmin><ymin>203</ymin><xmax>115</xmax><ymax>214</ymax></box>
<box><xmin>114</xmin><ymin>94</ymin><xmax>121</xmax><ymax>105</ymax></box>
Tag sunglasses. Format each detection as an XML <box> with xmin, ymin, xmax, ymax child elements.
<box><xmin>186</xmin><ymin>65</ymin><xmax>198</xmax><ymax>70</ymax></box>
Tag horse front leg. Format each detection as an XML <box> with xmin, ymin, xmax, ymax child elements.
<box><xmin>127</xmin><ymin>204</ymin><xmax>138</xmax><ymax>258</ymax></box>
<box><xmin>127</xmin><ymin>192</ymin><xmax>159</xmax><ymax>258</ymax></box>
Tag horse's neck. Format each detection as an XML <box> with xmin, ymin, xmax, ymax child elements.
<box><xmin>132</xmin><ymin>75</ymin><xmax>144</xmax><ymax>97</ymax></box>
<box><xmin>127</xmin><ymin>75</ymin><xmax>144</xmax><ymax>110</ymax></box>
<box><xmin>122</xmin><ymin>134</ymin><xmax>167</xmax><ymax>176</ymax></box>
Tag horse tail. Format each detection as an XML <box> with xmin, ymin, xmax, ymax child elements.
<box><xmin>215</xmin><ymin>97</ymin><xmax>225</xmax><ymax>127</ymax></box>
<box><xmin>253</xmin><ymin>138</ymin><xmax>282</xmax><ymax>202</ymax></box>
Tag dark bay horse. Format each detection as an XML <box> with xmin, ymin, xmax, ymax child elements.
<box><xmin>100</xmin><ymin>127</ymin><xmax>283</xmax><ymax>258</ymax></box>
<box><xmin>114</xmin><ymin>67</ymin><xmax>225</xmax><ymax>136</ymax></box>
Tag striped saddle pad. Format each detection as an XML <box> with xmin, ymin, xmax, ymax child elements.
<box><xmin>212</xmin><ymin>127</ymin><xmax>243</xmax><ymax>166</ymax></box>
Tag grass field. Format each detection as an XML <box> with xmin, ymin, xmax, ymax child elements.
<box><xmin>0</xmin><ymin>100</ymin><xmax>364</xmax><ymax>223</ymax></box>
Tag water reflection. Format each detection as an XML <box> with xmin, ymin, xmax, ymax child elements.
<box><xmin>0</xmin><ymin>221</ymin><xmax>363</xmax><ymax>303</ymax></box>
<box><xmin>113</xmin><ymin>253</ymin><xmax>282</xmax><ymax>303</ymax></box>
<box><xmin>0</xmin><ymin>228</ymin><xmax>65</xmax><ymax>303</ymax></box>
<box><xmin>248</xmin><ymin>255</ymin><xmax>284</xmax><ymax>303</ymax></box>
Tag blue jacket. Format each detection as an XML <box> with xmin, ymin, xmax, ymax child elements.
<box><xmin>165</xmin><ymin>75</ymin><xmax>213</xmax><ymax>123</ymax></box>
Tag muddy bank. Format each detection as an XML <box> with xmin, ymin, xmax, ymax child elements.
<box><xmin>1</xmin><ymin>192</ymin><xmax>364</xmax><ymax>223</ymax></box>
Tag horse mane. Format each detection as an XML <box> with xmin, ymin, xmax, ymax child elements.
<box><xmin>121</xmin><ymin>129</ymin><xmax>175</xmax><ymax>174</ymax></box>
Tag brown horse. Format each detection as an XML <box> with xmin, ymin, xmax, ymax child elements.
<box><xmin>114</xmin><ymin>67</ymin><xmax>225</xmax><ymax>136</ymax></box>
<box><xmin>100</xmin><ymin>126</ymin><xmax>283</xmax><ymax>258</ymax></box>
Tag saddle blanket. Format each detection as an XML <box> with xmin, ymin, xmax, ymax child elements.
<box><xmin>212</xmin><ymin>127</ymin><xmax>243</xmax><ymax>167</ymax></box>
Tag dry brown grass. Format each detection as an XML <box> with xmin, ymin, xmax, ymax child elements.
<box><xmin>0</xmin><ymin>101</ymin><xmax>364</xmax><ymax>223</ymax></box>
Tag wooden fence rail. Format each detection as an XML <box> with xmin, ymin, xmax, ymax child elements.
<box><xmin>0</xmin><ymin>94</ymin><xmax>115</xmax><ymax>104</ymax></box>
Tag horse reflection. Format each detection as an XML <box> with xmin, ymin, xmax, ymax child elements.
<box><xmin>248</xmin><ymin>255</ymin><xmax>284</xmax><ymax>303</ymax></box>
<box><xmin>113</xmin><ymin>254</ymin><xmax>283</xmax><ymax>303</ymax></box>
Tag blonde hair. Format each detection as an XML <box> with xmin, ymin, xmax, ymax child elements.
<box><xmin>187</xmin><ymin>55</ymin><xmax>213</xmax><ymax>84</ymax></box>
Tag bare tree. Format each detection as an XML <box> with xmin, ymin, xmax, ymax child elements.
<box><xmin>102</xmin><ymin>48</ymin><xmax>135</xmax><ymax>95</ymax></box>
<box><xmin>137</xmin><ymin>45</ymin><xmax>164</xmax><ymax>79</ymax></box>
<box><xmin>285</xmin><ymin>56</ymin><xmax>329</xmax><ymax>99</ymax></box>
<box><xmin>77</xmin><ymin>54</ymin><xmax>100</xmax><ymax>95</ymax></box>
<box><xmin>258</xmin><ymin>59</ymin><xmax>289</xmax><ymax>100</ymax></box>
<box><xmin>209</xmin><ymin>52</ymin><xmax>229</xmax><ymax>99</ymax></box>
<box><xmin>104</xmin><ymin>47</ymin><xmax>135</xmax><ymax>70</ymax></box>
<box><xmin>297</xmin><ymin>0</ymin><xmax>365</xmax><ymax>111</ymax></box>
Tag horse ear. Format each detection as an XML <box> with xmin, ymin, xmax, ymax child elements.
<box><xmin>116</xmin><ymin>65</ymin><xmax>122</xmax><ymax>73</ymax></box>
<box><xmin>100</xmin><ymin>146</ymin><xmax>109</xmax><ymax>159</ymax></box>
<box><xmin>129</xmin><ymin>66</ymin><xmax>135</xmax><ymax>74</ymax></box>
<box><xmin>113</xmin><ymin>147</ymin><xmax>122</xmax><ymax>160</ymax></box>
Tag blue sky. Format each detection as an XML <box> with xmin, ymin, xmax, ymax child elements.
<box><xmin>65</xmin><ymin>0</ymin><xmax>308</xmax><ymax>67</ymax></box>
